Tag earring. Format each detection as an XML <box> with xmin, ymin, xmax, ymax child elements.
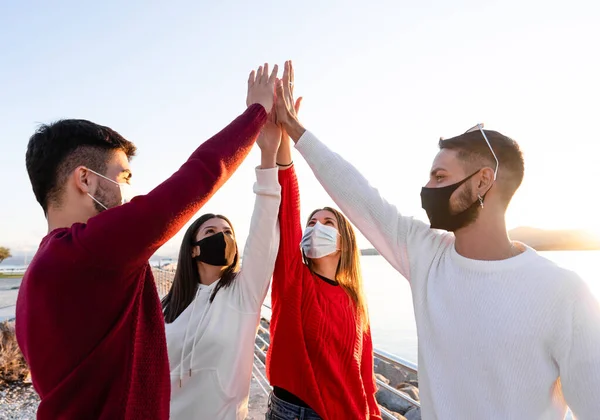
<box><xmin>478</xmin><ymin>194</ymin><xmax>484</xmax><ymax>208</ymax></box>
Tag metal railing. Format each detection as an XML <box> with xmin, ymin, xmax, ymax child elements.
<box><xmin>153</xmin><ymin>267</ymin><xmax>176</xmax><ymax>300</ymax></box>
<box><xmin>374</xmin><ymin>348</ymin><xmax>418</xmax><ymax>376</ymax></box>
<box><xmin>152</xmin><ymin>267</ymin><xmax>420</xmax><ymax>417</ymax></box>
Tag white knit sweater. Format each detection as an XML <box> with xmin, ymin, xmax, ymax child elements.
<box><xmin>296</xmin><ymin>131</ymin><xmax>600</xmax><ymax>420</ymax></box>
<box><xmin>165</xmin><ymin>167</ymin><xmax>280</xmax><ymax>420</ymax></box>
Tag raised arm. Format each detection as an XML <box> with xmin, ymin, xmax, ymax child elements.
<box><xmin>270</xmin><ymin>74</ymin><xmax>305</xmax><ymax>303</ymax></box>
<box><xmin>271</xmin><ymin>134</ymin><xmax>304</xmax><ymax>300</ymax></box>
<box><xmin>296</xmin><ymin>132</ymin><xmax>443</xmax><ymax>281</ymax></box>
<box><xmin>236</xmin><ymin>115</ymin><xmax>282</xmax><ymax>312</ymax></box>
<box><xmin>76</xmin><ymin>64</ymin><xmax>279</xmax><ymax>271</ymax></box>
<box><xmin>559</xmin><ymin>280</ymin><xmax>600</xmax><ymax>418</ymax></box>
<box><xmin>274</xmin><ymin>61</ymin><xmax>445</xmax><ymax>282</ymax></box>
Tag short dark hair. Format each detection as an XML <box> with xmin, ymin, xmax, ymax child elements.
<box><xmin>25</xmin><ymin>119</ymin><xmax>137</xmax><ymax>213</ymax></box>
<box><xmin>439</xmin><ymin>129</ymin><xmax>524</xmax><ymax>205</ymax></box>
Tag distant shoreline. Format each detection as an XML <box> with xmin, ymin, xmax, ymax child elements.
<box><xmin>3</xmin><ymin>225</ymin><xmax>600</xmax><ymax>266</ymax></box>
<box><xmin>358</xmin><ymin>227</ymin><xmax>600</xmax><ymax>255</ymax></box>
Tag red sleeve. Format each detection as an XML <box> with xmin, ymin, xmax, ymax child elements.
<box><xmin>362</xmin><ymin>327</ymin><xmax>382</xmax><ymax>419</ymax></box>
<box><xmin>73</xmin><ymin>104</ymin><xmax>267</xmax><ymax>270</ymax></box>
<box><xmin>272</xmin><ymin>166</ymin><xmax>304</xmax><ymax>299</ymax></box>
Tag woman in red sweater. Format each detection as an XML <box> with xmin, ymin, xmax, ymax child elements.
<box><xmin>265</xmin><ymin>61</ymin><xmax>381</xmax><ymax>420</ymax></box>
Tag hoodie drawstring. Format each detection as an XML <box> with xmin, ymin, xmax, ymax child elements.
<box><xmin>179</xmin><ymin>285</ymin><xmax>213</xmax><ymax>387</ymax></box>
<box><xmin>179</xmin><ymin>287</ymin><xmax>200</xmax><ymax>387</ymax></box>
<box><xmin>189</xmin><ymin>300</ymin><xmax>213</xmax><ymax>378</ymax></box>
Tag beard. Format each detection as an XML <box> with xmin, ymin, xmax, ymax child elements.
<box><xmin>93</xmin><ymin>183</ymin><xmax>120</xmax><ymax>213</ymax></box>
<box><xmin>450</xmin><ymin>182</ymin><xmax>481</xmax><ymax>229</ymax></box>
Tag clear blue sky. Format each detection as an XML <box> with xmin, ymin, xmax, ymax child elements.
<box><xmin>1</xmin><ymin>0</ymin><xmax>599</xmax><ymax>257</ymax></box>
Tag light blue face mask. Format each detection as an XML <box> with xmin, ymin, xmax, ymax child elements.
<box><xmin>86</xmin><ymin>168</ymin><xmax>134</xmax><ymax>210</ymax></box>
<box><xmin>301</xmin><ymin>221</ymin><xmax>339</xmax><ymax>258</ymax></box>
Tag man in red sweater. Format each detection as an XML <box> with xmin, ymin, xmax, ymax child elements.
<box><xmin>16</xmin><ymin>64</ymin><xmax>278</xmax><ymax>419</ymax></box>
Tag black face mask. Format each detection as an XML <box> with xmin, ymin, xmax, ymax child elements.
<box><xmin>194</xmin><ymin>232</ymin><xmax>236</xmax><ymax>267</ymax></box>
<box><xmin>420</xmin><ymin>171</ymin><xmax>485</xmax><ymax>232</ymax></box>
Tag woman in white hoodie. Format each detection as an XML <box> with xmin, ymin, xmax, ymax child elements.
<box><xmin>162</xmin><ymin>112</ymin><xmax>282</xmax><ymax>420</ymax></box>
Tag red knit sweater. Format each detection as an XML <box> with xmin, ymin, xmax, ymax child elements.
<box><xmin>266</xmin><ymin>166</ymin><xmax>381</xmax><ymax>420</ymax></box>
<box><xmin>15</xmin><ymin>104</ymin><xmax>266</xmax><ymax>420</ymax></box>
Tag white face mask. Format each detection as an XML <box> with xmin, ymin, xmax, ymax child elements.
<box><xmin>301</xmin><ymin>222</ymin><xmax>339</xmax><ymax>259</ymax></box>
<box><xmin>86</xmin><ymin>168</ymin><xmax>134</xmax><ymax>210</ymax></box>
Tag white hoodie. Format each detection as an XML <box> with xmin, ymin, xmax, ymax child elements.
<box><xmin>165</xmin><ymin>167</ymin><xmax>281</xmax><ymax>420</ymax></box>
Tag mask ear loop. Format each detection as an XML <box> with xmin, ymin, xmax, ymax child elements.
<box><xmin>88</xmin><ymin>193</ymin><xmax>108</xmax><ymax>210</ymax></box>
<box><xmin>301</xmin><ymin>248</ymin><xmax>308</xmax><ymax>266</ymax></box>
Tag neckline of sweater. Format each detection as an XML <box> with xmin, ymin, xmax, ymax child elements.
<box><xmin>449</xmin><ymin>241</ymin><xmax>539</xmax><ymax>273</ymax></box>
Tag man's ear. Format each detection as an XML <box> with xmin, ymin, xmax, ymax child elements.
<box><xmin>73</xmin><ymin>166</ymin><xmax>94</xmax><ymax>194</ymax></box>
<box><xmin>477</xmin><ymin>167</ymin><xmax>495</xmax><ymax>193</ymax></box>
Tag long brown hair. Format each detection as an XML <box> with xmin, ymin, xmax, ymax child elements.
<box><xmin>304</xmin><ymin>207</ymin><xmax>369</xmax><ymax>330</ymax></box>
<box><xmin>162</xmin><ymin>214</ymin><xmax>240</xmax><ymax>324</ymax></box>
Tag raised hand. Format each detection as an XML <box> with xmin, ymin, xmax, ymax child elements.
<box><xmin>275</xmin><ymin>60</ymin><xmax>305</xmax><ymax>142</ymax></box>
<box><xmin>281</xmin><ymin>61</ymin><xmax>302</xmax><ymax>143</ymax></box>
<box><xmin>247</xmin><ymin>63</ymin><xmax>278</xmax><ymax>113</ymax></box>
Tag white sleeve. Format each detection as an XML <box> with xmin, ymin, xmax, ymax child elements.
<box><xmin>558</xmin><ymin>279</ymin><xmax>600</xmax><ymax>418</ymax></box>
<box><xmin>235</xmin><ymin>167</ymin><xmax>281</xmax><ymax>312</ymax></box>
<box><xmin>295</xmin><ymin>130</ymin><xmax>448</xmax><ymax>282</ymax></box>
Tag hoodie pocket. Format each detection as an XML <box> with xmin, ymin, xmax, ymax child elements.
<box><xmin>170</xmin><ymin>368</ymin><xmax>235</xmax><ymax>419</ymax></box>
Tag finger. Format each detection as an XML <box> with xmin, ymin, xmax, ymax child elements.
<box><xmin>275</xmin><ymin>80</ymin><xmax>288</xmax><ymax>114</ymax></box>
<box><xmin>289</xmin><ymin>61</ymin><xmax>295</xmax><ymax>95</ymax></box>
<box><xmin>281</xmin><ymin>62</ymin><xmax>291</xmax><ymax>98</ymax></box>
<box><xmin>284</xmin><ymin>61</ymin><xmax>294</xmax><ymax>95</ymax></box>
<box><xmin>294</xmin><ymin>97</ymin><xmax>302</xmax><ymax>114</ymax></box>
<box><xmin>261</xmin><ymin>63</ymin><xmax>269</xmax><ymax>84</ymax></box>
<box><xmin>282</xmin><ymin>61</ymin><xmax>290</xmax><ymax>86</ymax></box>
<box><xmin>268</xmin><ymin>64</ymin><xmax>278</xmax><ymax>85</ymax></box>
<box><xmin>248</xmin><ymin>70</ymin><xmax>255</xmax><ymax>88</ymax></box>
<box><xmin>283</xmin><ymin>73</ymin><xmax>293</xmax><ymax>106</ymax></box>
<box><xmin>256</xmin><ymin>66</ymin><xmax>263</xmax><ymax>83</ymax></box>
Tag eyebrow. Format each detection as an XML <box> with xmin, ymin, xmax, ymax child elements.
<box><xmin>310</xmin><ymin>217</ymin><xmax>336</xmax><ymax>223</ymax></box>
<box><xmin>203</xmin><ymin>226</ymin><xmax>231</xmax><ymax>230</ymax></box>
<box><xmin>430</xmin><ymin>167</ymin><xmax>446</xmax><ymax>176</ymax></box>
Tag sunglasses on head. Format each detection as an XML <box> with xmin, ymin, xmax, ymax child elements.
<box><xmin>463</xmin><ymin>123</ymin><xmax>499</xmax><ymax>180</ymax></box>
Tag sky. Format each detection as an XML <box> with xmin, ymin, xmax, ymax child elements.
<box><xmin>1</xmin><ymin>0</ymin><xmax>599</xmax><ymax>257</ymax></box>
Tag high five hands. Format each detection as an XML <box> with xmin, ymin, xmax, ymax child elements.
<box><xmin>276</xmin><ymin>61</ymin><xmax>305</xmax><ymax>143</ymax></box>
<box><xmin>249</xmin><ymin>61</ymin><xmax>305</xmax><ymax>169</ymax></box>
<box><xmin>246</xmin><ymin>61</ymin><xmax>304</xmax><ymax>142</ymax></box>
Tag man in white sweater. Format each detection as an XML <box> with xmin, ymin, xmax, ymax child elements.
<box><xmin>272</xmin><ymin>61</ymin><xmax>600</xmax><ymax>419</ymax></box>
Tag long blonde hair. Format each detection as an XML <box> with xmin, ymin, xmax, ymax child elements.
<box><xmin>305</xmin><ymin>207</ymin><xmax>369</xmax><ymax>330</ymax></box>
